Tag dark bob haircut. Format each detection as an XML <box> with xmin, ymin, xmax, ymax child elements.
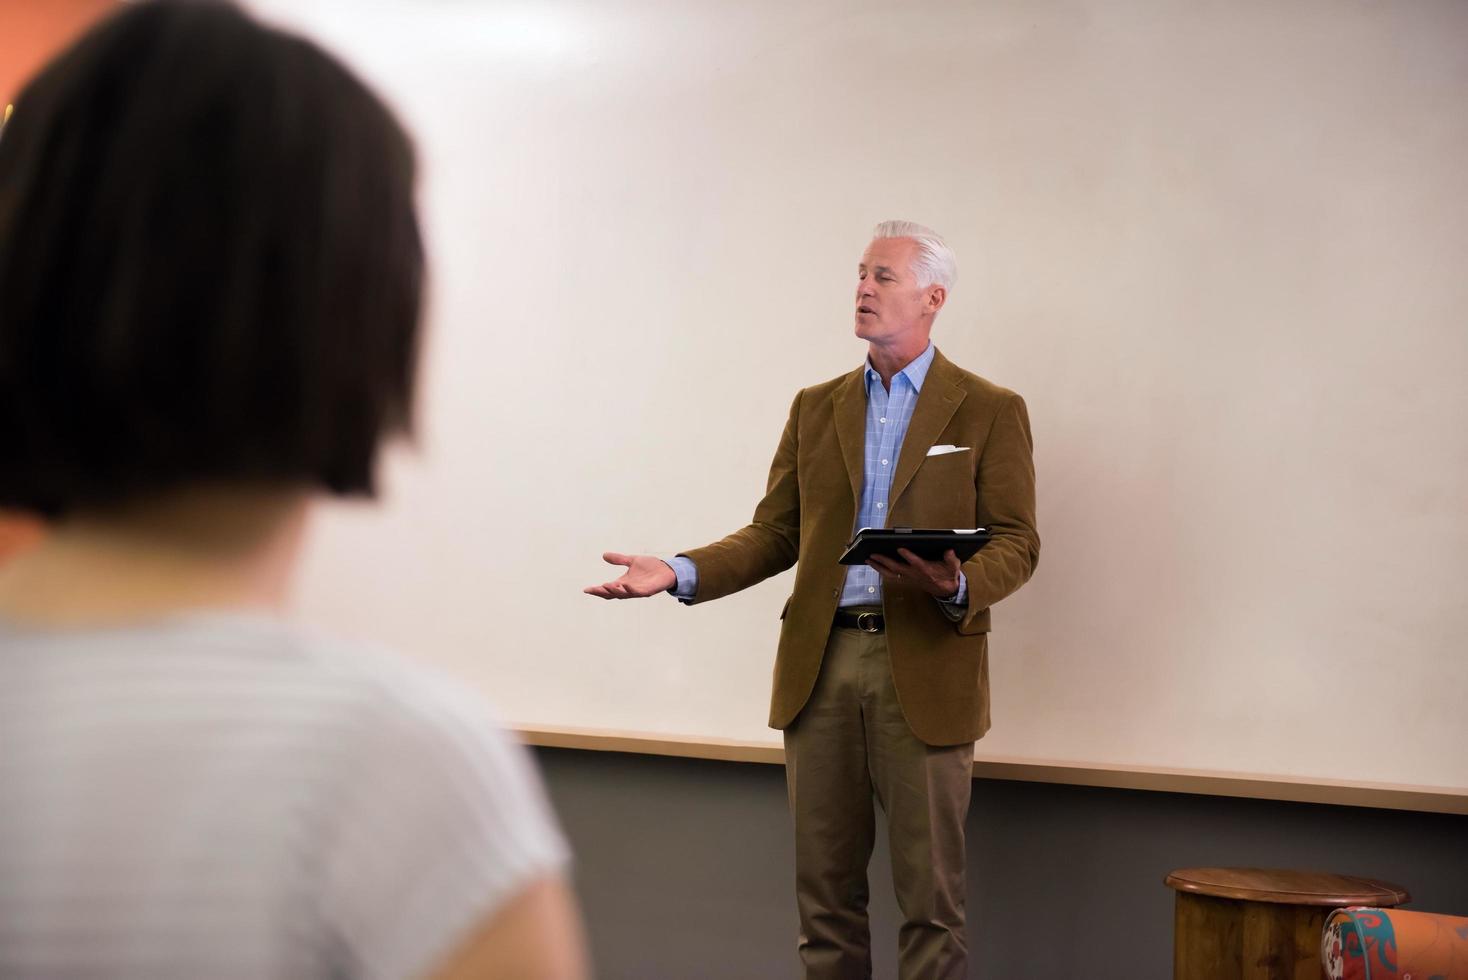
<box><xmin>0</xmin><ymin>1</ymin><xmax>423</xmax><ymax>518</ymax></box>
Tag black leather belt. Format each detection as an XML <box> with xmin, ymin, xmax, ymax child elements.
<box><xmin>833</xmin><ymin>609</ymin><xmax>885</xmax><ymax>633</ymax></box>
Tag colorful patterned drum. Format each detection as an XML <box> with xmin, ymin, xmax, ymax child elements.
<box><xmin>1323</xmin><ymin>907</ymin><xmax>1468</xmax><ymax>980</ymax></box>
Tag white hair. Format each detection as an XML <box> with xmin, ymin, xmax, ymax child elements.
<box><xmin>871</xmin><ymin>219</ymin><xmax>956</xmax><ymax>290</ymax></box>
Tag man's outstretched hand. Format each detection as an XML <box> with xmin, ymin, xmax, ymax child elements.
<box><xmin>584</xmin><ymin>552</ymin><xmax>677</xmax><ymax>600</ymax></box>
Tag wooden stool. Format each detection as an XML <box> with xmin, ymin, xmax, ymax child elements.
<box><xmin>1164</xmin><ymin>867</ymin><xmax>1410</xmax><ymax>979</ymax></box>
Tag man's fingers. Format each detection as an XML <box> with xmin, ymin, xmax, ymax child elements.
<box><xmin>867</xmin><ymin>556</ymin><xmax>903</xmax><ymax>581</ymax></box>
<box><xmin>602</xmin><ymin>551</ymin><xmax>633</xmax><ymax>567</ymax></box>
<box><xmin>899</xmin><ymin>547</ymin><xmax>944</xmax><ymax>572</ymax></box>
<box><xmin>896</xmin><ymin>548</ymin><xmax>945</xmax><ymax>580</ymax></box>
<box><xmin>586</xmin><ymin>575</ymin><xmax>639</xmax><ymax>599</ymax></box>
<box><xmin>865</xmin><ymin>549</ymin><xmax>958</xmax><ymax>595</ymax></box>
<box><xmin>896</xmin><ymin>547</ymin><xmax>931</xmax><ymax>569</ymax></box>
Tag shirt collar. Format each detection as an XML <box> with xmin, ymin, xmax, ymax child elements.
<box><xmin>865</xmin><ymin>341</ymin><xmax>936</xmax><ymax>392</ymax></box>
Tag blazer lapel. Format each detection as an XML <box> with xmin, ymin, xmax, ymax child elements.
<box><xmin>831</xmin><ymin>367</ymin><xmax>867</xmax><ymax>507</ymax></box>
<box><xmin>889</xmin><ymin>348</ymin><xmax>967</xmax><ymax>506</ymax></box>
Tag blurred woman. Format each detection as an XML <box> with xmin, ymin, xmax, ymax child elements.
<box><xmin>0</xmin><ymin>3</ymin><xmax>588</xmax><ymax>978</ymax></box>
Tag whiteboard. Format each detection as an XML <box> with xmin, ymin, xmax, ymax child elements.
<box><xmin>258</xmin><ymin>0</ymin><xmax>1468</xmax><ymax>792</ymax></box>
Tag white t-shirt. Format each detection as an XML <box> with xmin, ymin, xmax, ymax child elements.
<box><xmin>0</xmin><ymin>612</ymin><xmax>569</xmax><ymax>980</ymax></box>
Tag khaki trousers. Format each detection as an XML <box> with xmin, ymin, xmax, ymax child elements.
<box><xmin>783</xmin><ymin>621</ymin><xmax>976</xmax><ymax>980</ymax></box>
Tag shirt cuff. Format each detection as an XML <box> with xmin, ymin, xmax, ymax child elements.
<box><xmin>665</xmin><ymin>556</ymin><xmax>698</xmax><ymax>602</ymax></box>
<box><xmin>936</xmin><ymin>570</ymin><xmax>967</xmax><ymax>621</ymax></box>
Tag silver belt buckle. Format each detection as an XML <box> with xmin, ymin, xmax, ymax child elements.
<box><xmin>856</xmin><ymin>612</ymin><xmax>881</xmax><ymax>633</ymax></box>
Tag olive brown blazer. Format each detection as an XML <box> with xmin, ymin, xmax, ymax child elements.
<box><xmin>680</xmin><ymin>347</ymin><xmax>1040</xmax><ymax>747</ymax></box>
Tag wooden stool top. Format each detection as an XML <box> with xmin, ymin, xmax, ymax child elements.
<box><xmin>1165</xmin><ymin>867</ymin><xmax>1410</xmax><ymax>907</ymax></box>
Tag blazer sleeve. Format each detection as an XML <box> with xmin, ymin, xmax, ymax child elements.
<box><xmin>676</xmin><ymin>390</ymin><xmax>802</xmax><ymax>603</ymax></box>
<box><xmin>960</xmin><ymin>391</ymin><xmax>1040</xmax><ymax>628</ymax></box>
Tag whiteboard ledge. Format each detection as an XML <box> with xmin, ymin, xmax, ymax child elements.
<box><xmin>515</xmin><ymin>724</ymin><xmax>1468</xmax><ymax>816</ymax></box>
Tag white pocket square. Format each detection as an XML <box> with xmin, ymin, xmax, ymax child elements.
<box><xmin>926</xmin><ymin>445</ymin><xmax>970</xmax><ymax>457</ymax></box>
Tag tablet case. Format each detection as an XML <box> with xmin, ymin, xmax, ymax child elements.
<box><xmin>837</xmin><ymin>527</ymin><xmax>991</xmax><ymax>565</ymax></box>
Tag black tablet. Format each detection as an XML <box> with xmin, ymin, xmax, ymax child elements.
<box><xmin>837</xmin><ymin>527</ymin><xmax>991</xmax><ymax>565</ymax></box>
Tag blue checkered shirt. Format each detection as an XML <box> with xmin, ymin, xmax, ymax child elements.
<box><xmin>667</xmin><ymin>342</ymin><xmax>967</xmax><ymax>610</ymax></box>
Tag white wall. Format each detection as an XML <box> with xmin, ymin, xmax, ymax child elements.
<box><xmin>258</xmin><ymin>0</ymin><xmax>1468</xmax><ymax>791</ymax></box>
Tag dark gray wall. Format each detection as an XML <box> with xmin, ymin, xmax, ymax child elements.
<box><xmin>534</xmin><ymin>747</ymin><xmax>1468</xmax><ymax>980</ymax></box>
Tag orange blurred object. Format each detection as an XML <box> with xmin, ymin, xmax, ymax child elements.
<box><xmin>0</xmin><ymin>512</ymin><xmax>45</xmax><ymax>565</ymax></box>
<box><xmin>2</xmin><ymin>0</ymin><xmax>118</xmax><ymax>105</ymax></box>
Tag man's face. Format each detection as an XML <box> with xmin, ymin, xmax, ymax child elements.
<box><xmin>854</xmin><ymin>237</ymin><xmax>941</xmax><ymax>347</ymax></box>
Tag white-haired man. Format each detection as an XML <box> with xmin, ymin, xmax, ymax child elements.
<box><xmin>588</xmin><ymin>221</ymin><xmax>1039</xmax><ymax>979</ymax></box>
